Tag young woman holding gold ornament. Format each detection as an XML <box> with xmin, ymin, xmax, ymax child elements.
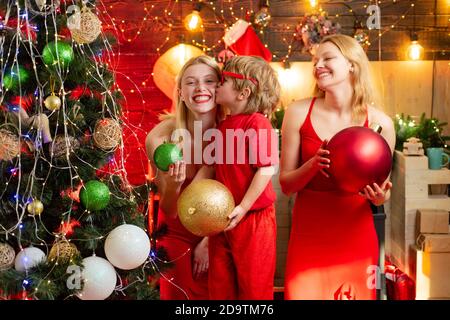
<box><xmin>145</xmin><ymin>55</ymin><xmax>224</xmax><ymax>300</ymax></box>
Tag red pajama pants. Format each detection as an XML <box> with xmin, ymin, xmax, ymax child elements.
<box><xmin>208</xmin><ymin>204</ymin><xmax>276</xmax><ymax>300</ymax></box>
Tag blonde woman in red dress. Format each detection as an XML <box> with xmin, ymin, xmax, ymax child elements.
<box><xmin>146</xmin><ymin>56</ymin><xmax>224</xmax><ymax>300</ymax></box>
<box><xmin>280</xmin><ymin>34</ymin><xmax>395</xmax><ymax>300</ymax></box>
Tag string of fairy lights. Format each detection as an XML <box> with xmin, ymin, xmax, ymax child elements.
<box><xmin>96</xmin><ymin>0</ymin><xmax>448</xmax><ymax>98</ymax></box>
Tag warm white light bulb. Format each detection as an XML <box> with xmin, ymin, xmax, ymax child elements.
<box><xmin>407</xmin><ymin>40</ymin><xmax>424</xmax><ymax>61</ymax></box>
<box><xmin>184</xmin><ymin>10</ymin><xmax>202</xmax><ymax>31</ymax></box>
<box><xmin>309</xmin><ymin>0</ymin><xmax>318</xmax><ymax>8</ymax></box>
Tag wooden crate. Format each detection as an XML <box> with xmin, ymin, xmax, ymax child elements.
<box><xmin>410</xmin><ymin>246</ymin><xmax>450</xmax><ymax>299</ymax></box>
<box><xmin>389</xmin><ymin>151</ymin><xmax>450</xmax><ymax>276</ymax></box>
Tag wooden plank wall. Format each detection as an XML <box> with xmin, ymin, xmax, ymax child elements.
<box><xmin>120</xmin><ymin>0</ymin><xmax>450</xmax><ymax>62</ymax></box>
<box><xmin>272</xmin><ymin>60</ymin><xmax>450</xmax><ymax>134</ymax></box>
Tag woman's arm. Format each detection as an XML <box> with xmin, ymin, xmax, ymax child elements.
<box><xmin>145</xmin><ymin>120</ymin><xmax>185</xmax><ymax>219</ymax></box>
<box><xmin>361</xmin><ymin>109</ymin><xmax>396</xmax><ymax>205</ymax></box>
<box><xmin>192</xmin><ymin>236</ymin><xmax>209</xmax><ymax>279</ymax></box>
<box><xmin>279</xmin><ymin>99</ymin><xmax>330</xmax><ymax>195</ymax></box>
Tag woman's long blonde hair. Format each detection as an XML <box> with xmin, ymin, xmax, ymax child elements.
<box><xmin>313</xmin><ymin>34</ymin><xmax>379</xmax><ymax>123</ymax></box>
<box><xmin>160</xmin><ymin>55</ymin><xmax>224</xmax><ymax>132</ymax></box>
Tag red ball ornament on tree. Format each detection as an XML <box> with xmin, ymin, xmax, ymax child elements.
<box><xmin>326</xmin><ymin>126</ymin><xmax>392</xmax><ymax>193</ymax></box>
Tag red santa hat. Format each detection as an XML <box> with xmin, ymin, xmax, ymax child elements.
<box><xmin>223</xmin><ymin>20</ymin><xmax>272</xmax><ymax>62</ymax></box>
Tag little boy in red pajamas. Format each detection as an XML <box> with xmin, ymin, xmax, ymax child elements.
<box><xmin>209</xmin><ymin>56</ymin><xmax>281</xmax><ymax>299</ymax></box>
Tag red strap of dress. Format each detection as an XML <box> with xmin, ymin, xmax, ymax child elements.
<box><xmin>304</xmin><ymin>97</ymin><xmax>369</xmax><ymax>128</ymax></box>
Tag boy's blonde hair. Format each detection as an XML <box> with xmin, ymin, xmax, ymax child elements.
<box><xmin>313</xmin><ymin>34</ymin><xmax>379</xmax><ymax>124</ymax></box>
<box><xmin>223</xmin><ymin>56</ymin><xmax>280</xmax><ymax>115</ymax></box>
<box><xmin>160</xmin><ymin>55</ymin><xmax>224</xmax><ymax>131</ymax></box>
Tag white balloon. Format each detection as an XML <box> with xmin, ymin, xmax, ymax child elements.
<box><xmin>104</xmin><ymin>224</ymin><xmax>150</xmax><ymax>270</ymax></box>
<box><xmin>78</xmin><ymin>256</ymin><xmax>117</xmax><ymax>300</ymax></box>
<box><xmin>14</xmin><ymin>247</ymin><xmax>46</xmax><ymax>272</ymax></box>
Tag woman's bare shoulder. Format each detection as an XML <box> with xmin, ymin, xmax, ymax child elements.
<box><xmin>368</xmin><ymin>106</ymin><xmax>394</xmax><ymax>130</ymax></box>
<box><xmin>283</xmin><ymin>98</ymin><xmax>315</xmax><ymax>129</ymax></box>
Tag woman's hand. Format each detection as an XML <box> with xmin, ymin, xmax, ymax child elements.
<box><xmin>359</xmin><ymin>180</ymin><xmax>392</xmax><ymax>206</ymax></box>
<box><xmin>192</xmin><ymin>237</ymin><xmax>209</xmax><ymax>279</ymax></box>
<box><xmin>224</xmin><ymin>205</ymin><xmax>248</xmax><ymax>232</ymax></box>
<box><xmin>311</xmin><ymin>140</ymin><xmax>331</xmax><ymax>178</ymax></box>
<box><xmin>164</xmin><ymin>160</ymin><xmax>186</xmax><ymax>189</ymax></box>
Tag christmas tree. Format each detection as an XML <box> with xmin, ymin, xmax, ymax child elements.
<box><xmin>0</xmin><ymin>0</ymin><xmax>163</xmax><ymax>300</ymax></box>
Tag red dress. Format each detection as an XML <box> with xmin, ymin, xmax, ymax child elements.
<box><xmin>157</xmin><ymin>180</ymin><xmax>209</xmax><ymax>300</ymax></box>
<box><xmin>284</xmin><ymin>98</ymin><xmax>378</xmax><ymax>300</ymax></box>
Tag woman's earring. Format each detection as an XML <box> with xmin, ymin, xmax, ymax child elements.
<box><xmin>350</xmin><ymin>66</ymin><xmax>354</xmax><ymax>73</ymax></box>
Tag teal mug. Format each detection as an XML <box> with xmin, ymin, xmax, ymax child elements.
<box><xmin>426</xmin><ymin>147</ymin><xmax>449</xmax><ymax>170</ymax></box>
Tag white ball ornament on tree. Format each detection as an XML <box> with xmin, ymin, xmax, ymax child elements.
<box><xmin>14</xmin><ymin>246</ymin><xmax>46</xmax><ymax>272</ymax></box>
<box><xmin>104</xmin><ymin>224</ymin><xmax>151</xmax><ymax>270</ymax></box>
<box><xmin>77</xmin><ymin>256</ymin><xmax>117</xmax><ymax>300</ymax></box>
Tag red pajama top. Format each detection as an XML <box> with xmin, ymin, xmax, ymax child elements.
<box><xmin>215</xmin><ymin>113</ymin><xmax>278</xmax><ymax>211</ymax></box>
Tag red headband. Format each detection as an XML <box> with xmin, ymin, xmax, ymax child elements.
<box><xmin>221</xmin><ymin>71</ymin><xmax>259</xmax><ymax>86</ymax></box>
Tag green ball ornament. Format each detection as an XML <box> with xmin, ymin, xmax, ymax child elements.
<box><xmin>42</xmin><ymin>41</ymin><xmax>74</xmax><ymax>67</ymax></box>
<box><xmin>3</xmin><ymin>66</ymin><xmax>30</xmax><ymax>91</ymax></box>
<box><xmin>79</xmin><ymin>180</ymin><xmax>110</xmax><ymax>211</ymax></box>
<box><xmin>153</xmin><ymin>143</ymin><xmax>183</xmax><ymax>171</ymax></box>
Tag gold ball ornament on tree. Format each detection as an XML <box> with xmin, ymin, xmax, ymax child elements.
<box><xmin>177</xmin><ymin>179</ymin><xmax>235</xmax><ymax>237</ymax></box>
<box><xmin>44</xmin><ymin>94</ymin><xmax>61</xmax><ymax>111</ymax></box>
<box><xmin>27</xmin><ymin>199</ymin><xmax>44</xmax><ymax>216</ymax></box>
<box><xmin>93</xmin><ymin>118</ymin><xmax>122</xmax><ymax>152</ymax></box>
<box><xmin>48</xmin><ymin>241</ymin><xmax>79</xmax><ymax>262</ymax></box>
<box><xmin>69</xmin><ymin>6</ymin><xmax>102</xmax><ymax>44</ymax></box>
<box><xmin>0</xmin><ymin>243</ymin><xmax>15</xmax><ymax>271</ymax></box>
<box><xmin>0</xmin><ymin>129</ymin><xmax>21</xmax><ymax>161</ymax></box>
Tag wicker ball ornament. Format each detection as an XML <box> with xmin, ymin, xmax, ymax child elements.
<box><xmin>69</xmin><ymin>7</ymin><xmax>102</xmax><ymax>44</ymax></box>
<box><xmin>48</xmin><ymin>241</ymin><xmax>79</xmax><ymax>262</ymax></box>
<box><xmin>51</xmin><ymin>135</ymin><xmax>80</xmax><ymax>159</ymax></box>
<box><xmin>0</xmin><ymin>243</ymin><xmax>15</xmax><ymax>271</ymax></box>
<box><xmin>93</xmin><ymin>118</ymin><xmax>122</xmax><ymax>152</ymax></box>
<box><xmin>0</xmin><ymin>129</ymin><xmax>20</xmax><ymax>161</ymax></box>
<box><xmin>177</xmin><ymin>179</ymin><xmax>235</xmax><ymax>237</ymax></box>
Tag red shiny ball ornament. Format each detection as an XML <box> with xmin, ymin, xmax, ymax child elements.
<box><xmin>326</xmin><ymin>126</ymin><xmax>392</xmax><ymax>193</ymax></box>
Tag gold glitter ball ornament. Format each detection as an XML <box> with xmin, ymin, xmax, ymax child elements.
<box><xmin>27</xmin><ymin>199</ymin><xmax>44</xmax><ymax>216</ymax></box>
<box><xmin>177</xmin><ymin>179</ymin><xmax>235</xmax><ymax>237</ymax></box>
<box><xmin>70</xmin><ymin>7</ymin><xmax>102</xmax><ymax>44</ymax></box>
<box><xmin>93</xmin><ymin>118</ymin><xmax>122</xmax><ymax>152</ymax></box>
<box><xmin>0</xmin><ymin>129</ymin><xmax>20</xmax><ymax>161</ymax></box>
<box><xmin>48</xmin><ymin>241</ymin><xmax>79</xmax><ymax>262</ymax></box>
<box><xmin>0</xmin><ymin>243</ymin><xmax>15</xmax><ymax>271</ymax></box>
<box><xmin>44</xmin><ymin>94</ymin><xmax>61</xmax><ymax>111</ymax></box>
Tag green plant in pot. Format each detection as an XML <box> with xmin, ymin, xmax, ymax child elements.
<box><xmin>394</xmin><ymin>113</ymin><xmax>449</xmax><ymax>169</ymax></box>
<box><xmin>415</xmin><ymin>113</ymin><xmax>449</xmax><ymax>169</ymax></box>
